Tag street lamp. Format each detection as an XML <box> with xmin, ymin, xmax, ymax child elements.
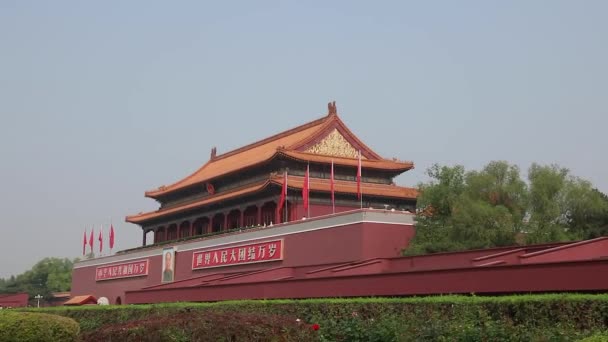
<box><xmin>34</xmin><ymin>294</ymin><xmax>43</xmax><ymax>308</ymax></box>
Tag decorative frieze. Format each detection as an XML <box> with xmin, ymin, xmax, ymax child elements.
<box><xmin>305</xmin><ymin>129</ymin><xmax>364</xmax><ymax>159</ymax></box>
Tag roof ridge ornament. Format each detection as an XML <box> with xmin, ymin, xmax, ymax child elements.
<box><xmin>210</xmin><ymin>147</ymin><xmax>217</xmax><ymax>160</ymax></box>
<box><xmin>327</xmin><ymin>101</ymin><xmax>337</xmax><ymax>116</ymax></box>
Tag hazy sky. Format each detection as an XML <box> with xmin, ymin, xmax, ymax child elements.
<box><xmin>1</xmin><ymin>1</ymin><xmax>606</xmax><ymax>278</ymax></box>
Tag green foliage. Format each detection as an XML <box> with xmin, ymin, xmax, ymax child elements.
<box><xmin>17</xmin><ymin>294</ymin><xmax>608</xmax><ymax>341</ymax></box>
<box><xmin>409</xmin><ymin>161</ymin><xmax>608</xmax><ymax>254</ymax></box>
<box><xmin>0</xmin><ymin>311</ymin><xmax>79</xmax><ymax>342</ymax></box>
<box><xmin>525</xmin><ymin>163</ymin><xmax>608</xmax><ymax>244</ymax></box>
<box><xmin>579</xmin><ymin>331</ymin><xmax>608</xmax><ymax>342</ymax></box>
<box><xmin>0</xmin><ymin>257</ymin><xmax>76</xmax><ymax>300</ymax></box>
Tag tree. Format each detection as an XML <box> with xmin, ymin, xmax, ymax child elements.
<box><xmin>0</xmin><ymin>257</ymin><xmax>76</xmax><ymax>300</ymax></box>
<box><xmin>406</xmin><ymin>164</ymin><xmax>467</xmax><ymax>254</ymax></box>
<box><xmin>407</xmin><ymin>161</ymin><xmax>607</xmax><ymax>255</ymax></box>
<box><xmin>526</xmin><ymin>164</ymin><xmax>608</xmax><ymax>243</ymax></box>
<box><xmin>454</xmin><ymin>161</ymin><xmax>528</xmax><ymax>247</ymax></box>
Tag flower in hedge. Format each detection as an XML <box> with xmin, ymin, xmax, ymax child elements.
<box><xmin>311</xmin><ymin>323</ymin><xmax>320</xmax><ymax>331</ymax></box>
<box><xmin>352</xmin><ymin>311</ymin><xmax>358</xmax><ymax>317</ymax></box>
<box><xmin>296</xmin><ymin>318</ymin><xmax>301</xmax><ymax>323</ymax></box>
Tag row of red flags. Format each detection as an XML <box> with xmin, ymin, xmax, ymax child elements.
<box><xmin>277</xmin><ymin>151</ymin><xmax>362</xmax><ymax>220</ymax></box>
<box><xmin>82</xmin><ymin>224</ymin><xmax>115</xmax><ymax>255</ymax></box>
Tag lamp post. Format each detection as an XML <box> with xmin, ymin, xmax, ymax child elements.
<box><xmin>34</xmin><ymin>294</ymin><xmax>43</xmax><ymax>308</ymax></box>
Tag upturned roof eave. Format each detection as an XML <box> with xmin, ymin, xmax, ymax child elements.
<box><xmin>143</xmin><ymin>113</ymin><xmax>333</xmax><ymax>199</ymax></box>
<box><xmin>145</xmin><ymin>149</ymin><xmax>414</xmax><ymax>201</ymax></box>
<box><xmin>127</xmin><ymin>179</ymin><xmax>273</xmax><ymax>225</ymax></box>
<box><xmin>128</xmin><ymin>176</ymin><xmax>418</xmax><ymax>226</ymax></box>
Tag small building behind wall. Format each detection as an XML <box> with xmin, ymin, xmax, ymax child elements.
<box><xmin>64</xmin><ymin>295</ymin><xmax>97</xmax><ymax>306</ymax></box>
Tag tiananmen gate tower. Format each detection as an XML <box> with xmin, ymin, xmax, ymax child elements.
<box><xmin>70</xmin><ymin>102</ymin><xmax>608</xmax><ymax>305</ymax></box>
<box><xmin>126</xmin><ymin>101</ymin><xmax>417</xmax><ymax>245</ymax></box>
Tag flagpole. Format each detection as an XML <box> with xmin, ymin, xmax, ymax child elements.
<box><xmin>307</xmin><ymin>163</ymin><xmax>310</xmax><ymax>219</ymax></box>
<box><xmin>100</xmin><ymin>224</ymin><xmax>103</xmax><ymax>257</ymax></box>
<box><xmin>331</xmin><ymin>159</ymin><xmax>335</xmax><ymax>214</ymax></box>
<box><xmin>359</xmin><ymin>150</ymin><xmax>363</xmax><ymax>209</ymax></box>
<box><xmin>110</xmin><ymin>218</ymin><xmax>112</xmax><ymax>255</ymax></box>
<box><xmin>90</xmin><ymin>225</ymin><xmax>94</xmax><ymax>257</ymax></box>
<box><xmin>285</xmin><ymin>194</ymin><xmax>288</xmax><ymax>223</ymax></box>
<box><xmin>284</xmin><ymin>171</ymin><xmax>288</xmax><ymax>223</ymax></box>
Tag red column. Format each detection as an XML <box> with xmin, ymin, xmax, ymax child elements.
<box><xmin>224</xmin><ymin>213</ymin><xmax>229</xmax><ymax>231</ymax></box>
<box><xmin>189</xmin><ymin>222</ymin><xmax>194</xmax><ymax>236</ymax></box>
<box><xmin>240</xmin><ymin>210</ymin><xmax>245</xmax><ymax>227</ymax></box>
<box><xmin>164</xmin><ymin>227</ymin><xmax>168</xmax><ymax>241</ymax></box>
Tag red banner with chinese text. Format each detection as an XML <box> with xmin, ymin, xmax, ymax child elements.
<box><xmin>192</xmin><ymin>240</ymin><xmax>283</xmax><ymax>270</ymax></box>
<box><xmin>95</xmin><ymin>259</ymin><xmax>149</xmax><ymax>281</ymax></box>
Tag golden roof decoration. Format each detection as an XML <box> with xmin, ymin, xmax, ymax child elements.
<box><xmin>304</xmin><ymin>128</ymin><xmax>365</xmax><ymax>159</ymax></box>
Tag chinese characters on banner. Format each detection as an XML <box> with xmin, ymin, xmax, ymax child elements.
<box><xmin>95</xmin><ymin>259</ymin><xmax>149</xmax><ymax>281</ymax></box>
<box><xmin>192</xmin><ymin>240</ymin><xmax>283</xmax><ymax>269</ymax></box>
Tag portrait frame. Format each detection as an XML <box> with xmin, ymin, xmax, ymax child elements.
<box><xmin>161</xmin><ymin>246</ymin><xmax>175</xmax><ymax>283</ymax></box>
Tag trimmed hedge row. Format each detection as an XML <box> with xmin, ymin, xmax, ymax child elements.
<box><xmin>80</xmin><ymin>311</ymin><xmax>318</xmax><ymax>342</ymax></box>
<box><xmin>0</xmin><ymin>311</ymin><xmax>79</xmax><ymax>342</ymax></box>
<box><xmin>20</xmin><ymin>294</ymin><xmax>608</xmax><ymax>341</ymax></box>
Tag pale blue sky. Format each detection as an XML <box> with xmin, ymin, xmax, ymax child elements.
<box><xmin>1</xmin><ymin>1</ymin><xmax>606</xmax><ymax>278</ymax></box>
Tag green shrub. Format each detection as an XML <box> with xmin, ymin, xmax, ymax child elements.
<box><xmin>17</xmin><ymin>294</ymin><xmax>608</xmax><ymax>341</ymax></box>
<box><xmin>579</xmin><ymin>331</ymin><xmax>608</xmax><ymax>342</ymax></box>
<box><xmin>79</xmin><ymin>310</ymin><xmax>318</xmax><ymax>342</ymax></box>
<box><xmin>0</xmin><ymin>311</ymin><xmax>79</xmax><ymax>342</ymax></box>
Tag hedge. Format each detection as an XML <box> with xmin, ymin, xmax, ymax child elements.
<box><xmin>80</xmin><ymin>311</ymin><xmax>317</xmax><ymax>342</ymax></box>
<box><xmin>19</xmin><ymin>294</ymin><xmax>608</xmax><ymax>341</ymax></box>
<box><xmin>0</xmin><ymin>311</ymin><xmax>80</xmax><ymax>342</ymax></box>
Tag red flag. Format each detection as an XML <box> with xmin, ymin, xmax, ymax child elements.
<box><xmin>302</xmin><ymin>164</ymin><xmax>309</xmax><ymax>215</ymax></box>
<box><xmin>82</xmin><ymin>228</ymin><xmax>87</xmax><ymax>256</ymax></box>
<box><xmin>109</xmin><ymin>224</ymin><xmax>115</xmax><ymax>249</ymax></box>
<box><xmin>89</xmin><ymin>227</ymin><xmax>94</xmax><ymax>253</ymax></box>
<box><xmin>277</xmin><ymin>171</ymin><xmax>287</xmax><ymax>222</ymax></box>
<box><xmin>357</xmin><ymin>150</ymin><xmax>362</xmax><ymax>200</ymax></box>
<box><xmin>98</xmin><ymin>225</ymin><xmax>103</xmax><ymax>253</ymax></box>
<box><xmin>331</xmin><ymin>159</ymin><xmax>335</xmax><ymax>213</ymax></box>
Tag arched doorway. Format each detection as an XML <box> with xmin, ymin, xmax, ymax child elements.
<box><xmin>261</xmin><ymin>201</ymin><xmax>276</xmax><ymax>226</ymax></box>
<box><xmin>179</xmin><ymin>221</ymin><xmax>190</xmax><ymax>238</ymax></box>
<box><xmin>115</xmin><ymin>296</ymin><xmax>122</xmax><ymax>305</ymax></box>
<box><xmin>211</xmin><ymin>213</ymin><xmax>225</xmax><ymax>233</ymax></box>
<box><xmin>227</xmin><ymin>209</ymin><xmax>241</xmax><ymax>229</ymax></box>
<box><xmin>192</xmin><ymin>217</ymin><xmax>209</xmax><ymax>236</ymax></box>
<box><xmin>243</xmin><ymin>205</ymin><xmax>258</xmax><ymax>226</ymax></box>
<box><xmin>155</xmin><ymin>227</ymin><xmax>165</xmax><ymax>243</ymax></box>
<box><xmin>167</xmin><ymin>224</ymin><xmax>178</xmax><ymax>240</ymax></box>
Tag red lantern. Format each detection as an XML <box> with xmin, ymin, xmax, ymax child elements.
<box><xmin>206</xmin><ymin>183</ymin><xmax>215</xmax><ymax>195</ymax></box>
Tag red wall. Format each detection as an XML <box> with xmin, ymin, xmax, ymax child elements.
<box><xmin>292</xmin><ymin>204</ymin><xmax>357</xmax><ymax>220</ymax></box>
<box><xmin>0</xmin><ymin>293</ymin><xmax>28</xmax><ymax>308</ymax></box>
<box><xmin>126</xmin><ymin>259</ymin><xmax>608</xmax><ymax>304</ymax></box>
<box><xmin>71</xmin><ymin>221</ymin><xmax>414</xmax><ymax>304</ymax></box>
<box><xmin>520</xmin><ymin>238</ymin><xmax>608</xmax><ymax>264</ymax></box>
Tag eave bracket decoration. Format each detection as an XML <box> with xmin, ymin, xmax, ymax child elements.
<box><xmin>304</xmin><ymin>128</ymin><xmax>364</xmax><ymax>159</ymax></box>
